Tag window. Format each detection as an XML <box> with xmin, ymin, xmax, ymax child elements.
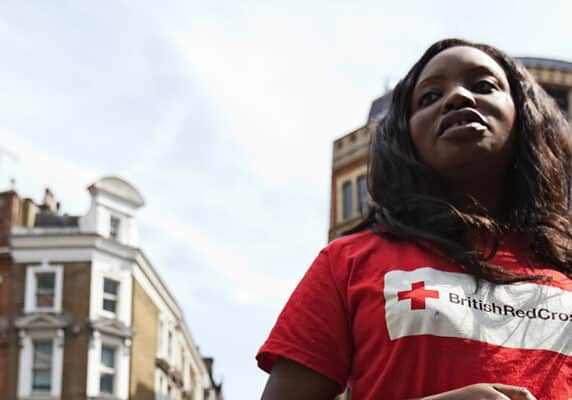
<box><xmin>100</xmin><ymin>346</ymin><xmax>116</xmax><ymax>395</ymax></box>
<box><xmin>357</xmin><ymin>175</ymin><xmax>367</xmax><ymax>215</ymax></box>
<box><xmin>35</xmin><ymin>272</ymin><xmax>55</xmax><ymax>308</ymax></box>
<box><xmin>109</xmin><ymin>216</ymin><xmax>121</xmax><ymax>240</ymax></box>
<box><xmin>102</xmin><ymin>278</ymin><xmax>119</xmax><ymax>315</ymax></box>
<box><xmin>167</xmin><ymin>331</ymin><xmax>173</xmax><ymax>359</ymax></box>
<box><xmin>342</xmin><ymin>181</ymin><xmax>353</xmax><ymax>220</ymax></box>
<box><xmin>25</xmin><ymin>264</ymin><xmax>63</xmax><ymax>313</ymax></box>
<box><xmin>158</xmin><ymin>320</ymin><xmax>164</xmax><ymax>352</ymax></box>
<box><xmin>32</xmin><ymin>340</ymin><xmax>53</xmax><ymax>393</ymax></box>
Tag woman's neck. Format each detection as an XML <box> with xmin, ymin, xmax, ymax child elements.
<box><xmin>447</xmin><ymin>176</ymin><xmax>509</xmax><ymax>220</ymax></box>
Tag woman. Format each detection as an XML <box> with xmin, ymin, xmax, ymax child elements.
<box><xmin>257</xmin><ymin>39</ymin><xmax>572</xmax><ymax>399</ymax></box>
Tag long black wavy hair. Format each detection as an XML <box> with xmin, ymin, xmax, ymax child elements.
<box><xmin>349</xmin><ymin>38</ymin><xmax>572</xmax><ymax>283</ymax></box>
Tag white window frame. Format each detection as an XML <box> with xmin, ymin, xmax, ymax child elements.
<box><xmin>86</xmin><ymin>332</ymin><xmax>130</xmax><ymax>400</ymax></box>
<box><xmin>101</xmin><ymin>277</ymin><xmax>120</xmax><ymax>318</ymax></box>
<box><xmin>90</xmin><ymin>259</ymin><xmax>132</xmax><ymax>325</ymax></box>
<box><xmin>99</xmin><ymin>344</ymin><xmax>117</xmax><ymax>396</ymax></box>
<box><xmin>25</xmin><ymin>264</ymin><xmax>64</xmax><ymax>314</ymax></box>
<box><xmin>17</xmin><ymin>330</ymin><xmax>64</xmax><ymax>399</ymax></box>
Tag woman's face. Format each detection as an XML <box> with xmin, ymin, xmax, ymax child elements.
<box><xmin>409</xmin><ymin>46</ymin><xmax>516</xmax><ymax>183</ymax></box>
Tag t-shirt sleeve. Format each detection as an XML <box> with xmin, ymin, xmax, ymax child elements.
<box><xmin>256</xmin><ymin>247</ymin><xmax>352</xmax><ymax>389</ymax></box>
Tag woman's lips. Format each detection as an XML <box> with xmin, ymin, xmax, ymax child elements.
<box><xmin>439</xmin><ymin>121</ymin><xmax>488</xmax><ymax>141</ymax></box>
<box><xmin>438</xmin><ymin>108</ymin><xmax>488</xmax><ymax>137</ymax></box>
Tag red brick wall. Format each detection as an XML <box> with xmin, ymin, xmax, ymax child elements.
<box><xmin>0</xmin><ymin>192</ymin><xmax>17</xmax><ymax>400</ymax></box>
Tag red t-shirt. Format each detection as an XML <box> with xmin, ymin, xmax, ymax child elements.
<box><xmin>257</xmin><ymin>229</ymin><xmax>572</xmax><ymax>399</ymax></box>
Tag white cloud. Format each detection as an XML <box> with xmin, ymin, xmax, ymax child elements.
<box><xmin>169</xmin><ymin>18</ymin><xmax>367</xmax><ymax>184</ymax></box>
<box><xmin>140</xmin><ymin>209</ymin><xmax>300</xmax><ymax>307</ymax></box>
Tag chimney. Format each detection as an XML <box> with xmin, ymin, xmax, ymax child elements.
<box><xmin>42</xmin><ymin>188</ymin><xmax>58</xmax><ymax>213</ymax></box>
<box><xmin>0</xmin><ymin>191</ymin><xmax>19</xmax><ymax>246</ymax></box>
<box><xmin>20</xmin><ymin>198</ymin><xmax>37</xmax><ymax>228</ymax></box>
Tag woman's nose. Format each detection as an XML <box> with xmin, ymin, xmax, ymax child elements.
<box><xmin>444</xmin><ymin>86</ymin><xmax>477</xmax><ymax>112</ymax></box>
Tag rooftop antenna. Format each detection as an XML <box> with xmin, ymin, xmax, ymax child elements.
<box><xmin>0</xmin><ymin>145</ymin><xmax>19</xmax><ymax>190</ymax></box>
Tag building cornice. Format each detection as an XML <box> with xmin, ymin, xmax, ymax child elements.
<box><xmin>332</xmin><ymin>124</ymin><xmax>372</xmax><ymax>170</ymax></box>
<box><xmin>525</xmin><ymin>66</ymin><xmax>572</xmax><ymax>87</ymax></box>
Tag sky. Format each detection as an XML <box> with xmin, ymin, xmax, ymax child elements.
<box><xmin>1</xmin><ymin>1</ymin><xmax>571</xmax><ymax>399</ymax></box>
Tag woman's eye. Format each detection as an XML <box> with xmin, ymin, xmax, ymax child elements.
<box><xmin>418</xmin><ymin>91</ymin><xmax>440</xmax><ymax>107</ymax></box>
<box><xmin>473</xmin><ymin>80</ymin><xmax>496</xmax><ymax>93</ymax></box>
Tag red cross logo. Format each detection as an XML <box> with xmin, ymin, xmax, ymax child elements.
<box><xmin>397</xmin><ymin>281</ymin><xmax>439</xmax><ymax>310</ymax></box>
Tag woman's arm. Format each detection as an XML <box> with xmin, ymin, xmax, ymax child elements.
<box><xmin>261</xmin><ymin>357</ymin><xmax>341</xmax><ymax>400</ymax></box>
<box><xmin>261</xmin><ymin>358</ymin><xmax>536</xmax><ymax>400</ymax></box>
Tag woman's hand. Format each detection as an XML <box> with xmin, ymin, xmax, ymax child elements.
<box><xmin>417</xmin><ymin>383</ymin><xmax>537</xmax><ymax>400</ymax></box>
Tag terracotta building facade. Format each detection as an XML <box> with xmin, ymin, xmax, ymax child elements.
<box><xmin>0</xmin><ymin>177</ymin><xmax>223</xmax><ymax>400</ymax></box>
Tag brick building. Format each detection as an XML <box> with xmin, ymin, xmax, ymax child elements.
<box><xmin>0</xmin><ymin>177</ymin><xmax>223</xmax><ymax>400</ymax></box>
<box><xmin>0</xmin><ymin>190</ymin><xmax>20</xmax><ymax>397</ymax></box>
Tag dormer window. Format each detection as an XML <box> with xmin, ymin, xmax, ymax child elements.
<box><xmin>102</xmin><ymin>278</ymin><xmax>119</xmax><ymax>316</ymax></box>
<box><xmin>109</xmin><ymin>216</ymin><xmax>121</xmax><ymax>240</ymax></box>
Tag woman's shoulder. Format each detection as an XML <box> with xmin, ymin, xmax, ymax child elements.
<box><xmin>325</xmin><ymin>227</ymin><xmax>415</xmax><ymax>261</ymax></box>
<box><xmin>327</xmin><ymin>227</ymin><xmax>382</xmax><ymax>250</ymax></box>
<box><xmin>323</xmin><ymin>227</ymin><xmax>452</xmax><ymax>278</ymax></box>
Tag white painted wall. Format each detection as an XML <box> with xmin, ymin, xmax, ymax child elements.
<box><xmin>82</xmin><ymin>192</ymin><xmax>140</xmax><ymax>247</ymax></box>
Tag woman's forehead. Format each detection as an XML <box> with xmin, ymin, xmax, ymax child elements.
<box><xmin>415</xmin><ymin>46</ymin><xmax>508</xmax><ymax>87</ymax></box>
